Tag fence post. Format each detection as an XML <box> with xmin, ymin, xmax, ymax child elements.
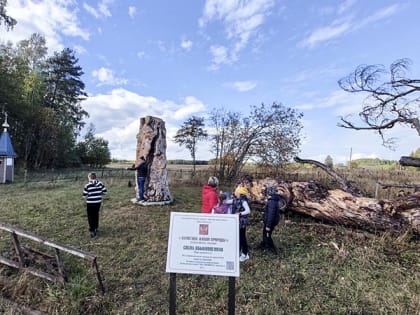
<box><xmin>375</xmin><ymin>183</ymin><xmax>379</xmax><ymax>199</ymax></box>
<box><xmin>54</xmin><ymin>248</ymin><xmax>67</xmax><ymax>284</ymax></box>
<box><xmin>11</xmin><ymin>232</ymin><xmax>24</xmax><ymax>268</ymax></box>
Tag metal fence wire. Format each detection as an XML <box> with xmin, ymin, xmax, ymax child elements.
<box><xmin>11</xmin><ymin>166</ymin><xmax>420</xmax><ymax>199</ymax></box>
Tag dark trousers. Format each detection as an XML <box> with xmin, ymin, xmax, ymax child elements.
<box><xmin>86</xmin><ymin>202</ymin><xmax>101</xmax><ymax>232</ymax></box>
<box><xmin>240</xmin><ymin>227</ymin><xmax>248</xmax><ymax>255</ymax></box>
<box><xmin>262</xmin><ymin>224</ymin><xmax>276</xmax><ymax>248</ymax></box>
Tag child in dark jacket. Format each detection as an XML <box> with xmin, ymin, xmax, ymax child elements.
<box><xmin>232</xmin><ymin>185</ymin><xmax>251</xmax><ymax>262</ymax></box>
<box><xmin>257</xmin><ymin>186</ymin><xmax>286</xmax><ymax>253</ymax></box>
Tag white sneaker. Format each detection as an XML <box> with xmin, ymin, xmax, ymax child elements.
<box><xmin>239</xmin><ymin>253</ymin><xmax>249</xmax><ymax>262</ymax></box>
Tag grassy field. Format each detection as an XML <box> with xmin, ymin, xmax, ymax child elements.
<box><xmin>0</xmin><ymin>177</ymin><xmax>419</xmax><ymax>314</ymax></box>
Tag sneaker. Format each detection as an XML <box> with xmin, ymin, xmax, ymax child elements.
<box><xmin>239</xmin><ymin>253</ymin><xmax>249</xmax><ymax>262</ymax></box>
<box><xmin>90</xmin><ymin>231</ymin><xmax>95</xmax><ymax>238</ymax></box>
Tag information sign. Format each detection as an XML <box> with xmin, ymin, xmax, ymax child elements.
<box><xmin>166</xmin><ymin>212</ymin><xmax>239</xmax><ymax>277</ymax></box>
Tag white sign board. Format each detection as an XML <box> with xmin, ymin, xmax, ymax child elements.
<box><xmin>166</xmin><ymin>212</ymin><xmax>240</xmax><ymax>277</ymax></box>
<box><xmin>6</xmin><ymin>158</ymin><xmax>12</xmax><ymax>166</ymax></box>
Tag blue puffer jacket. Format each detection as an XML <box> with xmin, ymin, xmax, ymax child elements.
<box><xmin>264</xmin><ymin>194</ymin><xmax>282</xmax><ymax>229</ymax></box>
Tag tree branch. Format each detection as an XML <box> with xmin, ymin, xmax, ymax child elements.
<box><xmin>294</xmin><ymin>157</ymin><xmax>362</xmax><ymax>196</ymax></box>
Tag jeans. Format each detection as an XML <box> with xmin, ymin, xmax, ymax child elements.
<box><xmin>137</xmin><ymin>176</ymin><xmax>146</xmax><ymax>200</ymax></box>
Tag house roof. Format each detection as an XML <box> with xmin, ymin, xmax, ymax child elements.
<box><xmin>0</xmin><ymin>130</ymin><xmax>16</xmax><ymax>157</ymax></box>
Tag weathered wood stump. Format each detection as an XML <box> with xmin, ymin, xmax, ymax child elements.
<box><xmin>247</xmin><ymin>178</ymin><xmax>420</xmax><ymax>234</ymax></box>
<box><xmin>132</xmin><ymin>116</ymin><xmax>172</xmax><ymax>205</ymax></box>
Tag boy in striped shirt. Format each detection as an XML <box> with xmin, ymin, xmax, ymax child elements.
<box><xmin>83</xmin><ymin>172</ymin><xmax>107</xmax><ymax>238</ymax></box>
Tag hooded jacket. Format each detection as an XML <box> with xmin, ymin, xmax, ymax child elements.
<box><xmin>201</xmin><ymin>184</ymin><xmax>218</xmax><ymax>213</ymax></box>
<box><xmin>264</xmin><ymin>193</ymin><xmax>282</xmax><ymax>228</ymax></box>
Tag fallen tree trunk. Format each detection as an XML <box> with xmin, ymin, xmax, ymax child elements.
<box><xmin>294</xmin><ymin>157</ymin><xmax>362</xmax><ymax>195</ymax></box>
<box><xmin>400</xmin><ymin>156</ymin><xmax>420</xmax><ymax>168</ymax></box>
<box><xmin>247</xmin><ymin>178</ymin><xmax>420</xmax><ymax>234</ymax></box>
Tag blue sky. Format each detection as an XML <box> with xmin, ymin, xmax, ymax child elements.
<box><xmin>1</xmin><ymin>0</ymin><xmax>419</xmax><ymax>164</ymax></box>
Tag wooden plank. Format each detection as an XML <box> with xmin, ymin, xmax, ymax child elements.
<box><xmin>0</xmin><ymin>256</ymin><xmax>57</xmax><ymax>282</ymax></box>
<box><xmin>0</xmin><ymin>256</ymin><xmax>20</xmax><ymax>268</ymax></box>
<box><xmin>0</xmin><ymin>223</ymin><xmax>96</xmax><ymax>261</ymax></box>
<box><xmin>21</xmin><ymin>245</ymin><xmax>54</xmax><ymax>259</ymax></box>
<box><xmin>24</xmin><ymin>266</ymin><xmax>58</xmax><ymax>283</ymax></box>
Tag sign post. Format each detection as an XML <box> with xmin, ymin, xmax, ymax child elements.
<box><xmin>166</xmin><ymin>212</ymin><xmax>240</xmax><ymax>314</ymax></box>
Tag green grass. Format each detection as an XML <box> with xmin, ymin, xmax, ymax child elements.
<box><xmin>0</xmin><ymin>179</ymin><xmax>419</xmax><ymax>314</ymax></box>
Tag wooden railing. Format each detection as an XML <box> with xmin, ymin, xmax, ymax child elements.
<box><xmin>0</xmin><ymin>223</ymin><xmax>105</xmax><ymax>293</ymax></box>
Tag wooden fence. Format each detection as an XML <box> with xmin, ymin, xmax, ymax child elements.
<box><xmin>0</xmin><ymin>223</ymin><xmax>105</xmax><ymax>293</ymax></box>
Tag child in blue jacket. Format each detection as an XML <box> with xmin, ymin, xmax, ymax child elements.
<box><xmin>257</xmin><ymin>186</ymin><xmax>286</xmax><ymax>254</ymax></box>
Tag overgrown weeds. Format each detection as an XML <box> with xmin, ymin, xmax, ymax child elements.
<box><xmin>0</xmin><ymin>179</ymin><xmax>419</xmax><ymax>314</ymax></box>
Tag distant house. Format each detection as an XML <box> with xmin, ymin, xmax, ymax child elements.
<box><xmin>0</xmin><ymin>113</ymin><xmax>16</xmax><ymax>183</ymax></box>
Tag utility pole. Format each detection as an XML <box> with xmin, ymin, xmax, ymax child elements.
<box><xmin>348</xmin><ymin>147</ymin><xmax>352</xmax><ymax>168</ymax></box>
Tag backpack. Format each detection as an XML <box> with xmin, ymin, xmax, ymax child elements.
<box><xmin>232</xmin><ymin>196</ymin><xmax>249</xmax><ymax>227</ymax></box>
<box><xmin>213</xmin><ymin>203</ymin><xmax>229</xmax><ymax>214</ymax></box>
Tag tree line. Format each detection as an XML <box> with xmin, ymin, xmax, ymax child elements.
<box><xmin>0</xmin><ymin>32</ymin><xmax>111</xmax><ymax>169</ymax></box>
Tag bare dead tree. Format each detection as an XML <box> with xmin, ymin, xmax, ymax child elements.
<box><xmin>338</xmin><ymin>58</ymin><xmax>420</xmax><ymax>148</ymax></box>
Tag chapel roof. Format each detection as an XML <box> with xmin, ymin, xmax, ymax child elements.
<box><xmin>0</xmin><ymin>131</ymin><xmax>16</xmax><ymax>157</ymax></box>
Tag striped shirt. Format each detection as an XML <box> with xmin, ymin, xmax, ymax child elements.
<box><xmin>83</xmin><ymin>180</ymin><xmax>107</xmax><ymax>204</ymax></box>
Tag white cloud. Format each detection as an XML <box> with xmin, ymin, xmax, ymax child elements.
<box><xmin>200</xmin><ymin>0</ymin><xmax>275</xmax><ymax>67</ymax></box>
<box><xmin>128</xmin><ymin>6</ymin><xmax>137</xmax><ymax>19</ymax></box>
<box><xmin>300</xmin><ymin>20</ymin><xmax>351</xmax><ymax>48</ymax></box>
<box><xmin>0</xmin><ymin>0</ymin><xmax>90</xmax><ymax>53</ymax></box>
<box><xmin>84</xmin><ymin>0</ymin><xmax>113</xmax><ymax>19</ymax></box>
<box><xmin>294</xmin><ymin>89</ymin><xmax>365</xmax><ymax>113</ymax></box>
<box><xmin>137</xmin><ymin>51</ymin><xmax>146</xmax><ymax>59</ymax></box>
<box><xmin>337</xmin><ymin>0</ymin><xmax>356</xmax><ymax>15</ymax></box>
<box><xmin>92</xmin><ymin>67</ymin><xmax>128</xmax><ymax>86</ymax></box>
<box><xmin>180</xmin><ymin>39</ymin><xmax>193</xmax><ymax>51</ymax></box>
<box><xmin>73</xmin><ymin>44</ymin><xmax>87</xmax><ymax>55</ymax></box>
<box><xmin>81</xmin><ymin>89</ymin><xmax>208</xmax><ymax>160</ymax></box>
<box><xmin>98</xmin><ymin>1</ymin><xmax>112</xmax><ymax>17</ymax></box>
<box><xmin>300</xmin><ymin>3</ymin><xmax>401</xmax><ymax>48</ymax></box>
<box><xmin>354</xmin><ymin>4</ymin><xmax>400</xmax><ymax>30</ymax></box>
<box><xmin>83</xmin><ymin>3</ymin><xmax>100</xmax><ymax>19</ymax></box>
<box><xmin>284</xmin><ymin>65</ymin><xmax>344</xmax><ymax>84</ymax></box>
<box><xmin>208</xmin><ymin>45</ymin><xmax>230</xmax><ymax>70</ymax></box>
<box><xmin>172</xmin><ymin>96</ymin><xmax>206</xmax><ymax>120</ymax></box>
<box><xmin>226</xmin><ymin>80</ymin><xmax>257</xmax><ymax>92</ymax></box>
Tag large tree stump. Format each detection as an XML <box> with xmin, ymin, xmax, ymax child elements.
<box><xmin>247</xmin><ymin>178</ymin><xmax>420</xmax><ymax>234</ymax></box>
<box><xmin>132</xmin><ymin>116</ymin><xmax>172</xmax><ymax>205</ymax></box>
